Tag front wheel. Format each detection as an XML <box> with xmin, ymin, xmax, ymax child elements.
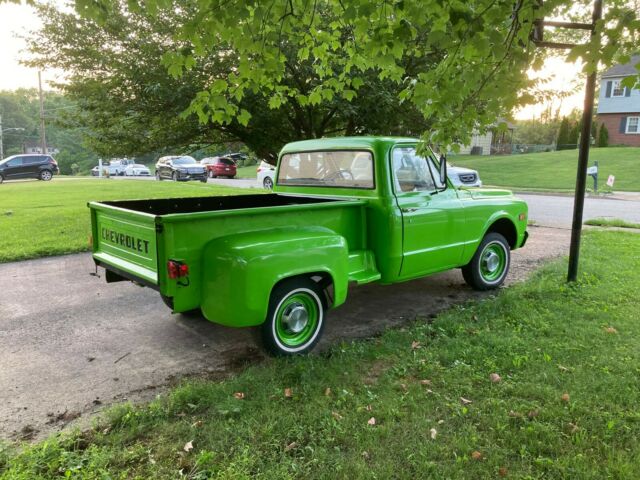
<box><xmin>261</xmin><ymin>278</ymin><xmax>326</xmax><ymax>356</ymax></box>
<box><xmin>156</xmin><ymin>172</ymin><xmax>162</xmax><ymax>181</ymax></box>
<box><xmin>461</xmin><ymin>232</ymin><xmax>510</xmax><ymax>291</ymax></box>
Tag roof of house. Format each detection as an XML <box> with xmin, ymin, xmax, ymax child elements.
<box><xmin>602</xmin><ymin>55</ymin><xmax>640</xmax><ymax>78</ymax></box>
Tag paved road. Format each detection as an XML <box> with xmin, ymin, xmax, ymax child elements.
<box><xmin>517</xmin><ymin>193</ymin><xmax>640</xmax><ymax>228</ymax></box>
<box><xmin>0</xmin><ymin>227</ymin><xmax>570</xmax><ymax>440</ymax></box>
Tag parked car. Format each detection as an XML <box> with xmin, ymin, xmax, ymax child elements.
<box><xmin>155</xmin><ymin>155</ymin><xmax>207</xmax><ymax>182</ymax></box>
<box><xmin>201</xmin><ymin>156</ymin><xmax>237</xmax><ymax>179</ymax></box>
<box><xmin>447</xmin><ymin>163</ymin><xmax>483</xmax><ymax>188</ymax></box>
<box><xmin>226</xmin><ymin>152</ymin><xmax>248</xmax><ymax>163</ymax></box>
<box><xmin>125</xmin><ymin>164</ymin><xmax>151</xmax><ymax>176</ymax></box>
<box><xmin>257</xmin><ymin>160</ymin><xmax>275</xmax><ymax>189</ymax></box>
<box><xmin>0</xmin><ymin>154</ymin><xmax>58</xmax><ymax>183</ymax></box>
<box><xmin>90</xmin><ymin>136</ymin><xmax>528</xmax><ymax>356</ymax></box>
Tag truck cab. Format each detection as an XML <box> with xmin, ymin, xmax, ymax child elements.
<box><xmin>90</xmin><ymin>137</ymin><xmax>528</xmax><ymax>355</ymax></box>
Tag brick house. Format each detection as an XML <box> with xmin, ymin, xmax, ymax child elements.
<box><xmin>596</xmin><ymin>55</ymin><xmax>640</xmax><ymax>146</ymax></box>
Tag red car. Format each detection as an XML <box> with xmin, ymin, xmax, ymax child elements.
<box><xmin>201</xmin><ymin>156</ymin><xmax>237</xmax><ymax>179</ymax></box>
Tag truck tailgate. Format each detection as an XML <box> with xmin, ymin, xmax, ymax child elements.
<box><xmin>90</xmin><ymin>203</ymin><xmax>158</xmax><ymax>286</ymax></box>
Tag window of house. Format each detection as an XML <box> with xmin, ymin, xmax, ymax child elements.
<box><xmin>612</xmin><ymin>80</ymin><xmax>626</xmax><ymax>97</ymax></box>
<box><xmin>626</xmin><ymin>117</ymin><xmax>639</xmax><ymax>134</ymax></box>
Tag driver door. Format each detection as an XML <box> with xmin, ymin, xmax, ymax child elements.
<box><xmin>392</xmin><ymin>146</ymin><xmax>466</xmax><ymax>279</ymax></box>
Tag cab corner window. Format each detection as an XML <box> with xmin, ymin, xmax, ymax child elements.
<box><xmin>277</xmin><ymin>150</ymin><xmax>374</xmax><ymax>189</ymax></box>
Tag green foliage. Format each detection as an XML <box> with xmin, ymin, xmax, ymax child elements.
<box><xmin>2</xmin><ymin>231</ymin><xmax>640</xmax><ymax>478</ymax></box>
<box><xmin>0</xmin><ymin>90</ymin><xmax>98</xmax><ymax>174</ymax></box>
<box><xmin>556</xmin><ymin>118</ymin><xmax>571</xmax><ymax>150</ymax></box>
<box><xmin>598</xmin><ymin>123</ymin><xmax>609</xmax><ymax>147</ymax></box>
<box><xmin>0</xmin><ymin>179</ymin><xmax>250</xmax><ymax>263</ymax></box>
<box><xmin>60</xmin><ymin>0</ymin><xmax>639</xmax><ymax>152</ymax></box>
<box><xmin>567</xmin><ymin>121</ymin><xmax>580</xmax><ymax>150</ymax></box>
<box><xmin>28</xmin><ymin>2</ymin><xmax>432</xmax><ymax>161</ymax></box>
<box><xmin>512</xmin><ymin>119</ymin><xmax>559</xmax><ymax>146</ymax></box>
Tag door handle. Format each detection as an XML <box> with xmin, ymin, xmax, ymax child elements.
<box><xmin>401</xmin><ymin>207</ymin><xmax>418</xmax><ymax>213</ymax></box>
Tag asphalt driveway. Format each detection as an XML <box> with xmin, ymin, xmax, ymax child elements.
<box><xmin>0</xmin><ymin>226</ymin><xmax>570</xmax><ymax>440</ymax></box>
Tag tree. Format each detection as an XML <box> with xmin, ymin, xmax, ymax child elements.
<box><xmin>66</xmin><ymin>0</ymin><xmax>638</xmax><ymax>150</ymax></box>
<box><xmin>27</xmin><ymin>2</ymin><xmax>434</xmax><ymax>161</ymax></box>
<box><xmin>568</xmin><ymin>122</ymin><xmax>580</xmax><ymax>150</ymax></box>
<box><xmin>598</xmin><ymin>123</ymin><xmax>609</xmax><ymax>147</ymax></box>
<box><xmin>556</xmin><ymin>118</ymin><xmax>571</xmax><ymax>150</ymax></box>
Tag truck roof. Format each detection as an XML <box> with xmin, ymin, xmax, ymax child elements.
<box><xmin>280</xmin><ymin>136</ymin><xmax>420</xmax><ymax>155</ymax></box>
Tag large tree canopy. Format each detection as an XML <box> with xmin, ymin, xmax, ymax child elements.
<box><xmin>25</xmin><ymin>0</ymin><xmax>640</xmax><ymax>158</ymax></box>
<box><xmin>27</xmin><ymin>1</ymin><xmax>438</xmax><ymax>159</ymax></box>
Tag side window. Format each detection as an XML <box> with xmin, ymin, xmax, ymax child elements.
<box><xmin>392</xmin><ymin>148</ymin><xmax>436</xmax><ymax>193</ymax></box>
<box><xmin>23</xmin><ymin>156</ymin><xmax>40</xmax><ymax>165</ymax></box>
<box><xmin>7</xmin><ymin>158</ymin><xmax>23</xmax><ymax>167</ymax></box>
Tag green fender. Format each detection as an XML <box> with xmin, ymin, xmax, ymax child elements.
<box><xmin>200</xmin><ymin>226</ymin><xmax>349</xmax><ymax>327</ymax></box>
<box><xmin>461</xmin><ymin>211</ymin><xmax>520</xmax><ymax>266</ymax></box>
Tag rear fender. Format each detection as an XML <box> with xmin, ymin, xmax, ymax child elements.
<box><xmin>200</xmin><ymin>226</ymin><xmax>349</xmax><ymax>327</ymax></box>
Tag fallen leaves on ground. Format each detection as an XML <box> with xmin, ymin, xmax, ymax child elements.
<box><xmin>284</xmin><ymin>442</ymin><xmax>298</xmax><ymax>452</ymax></box>
<box><xmin>367</xmin><ymin>417</ymin><xmax>376</xmax><ymax>426</ymax></box>
<box><xmin>183</xmin><ymin>441</ymin><xmax>193</xmax><ymax>453</ymax></box>
<box><xmin>561</xmin><ymin>393</ymin><xmax>570</xmax><ymax>403</ymax></box>
<box><xmin>471</xmin><ymin>451</ymin><xmax>483</xmax><ymax>460</ymax></box>
<box><xmin>411</xmin><ymin>341</ymin><xmax>421</xmax><ymax>350</ymax></box>
<box><xmin>420</xmin><ymin>379</ymin><xmax>432</xmax><ymax>386</ymax></box>
<box><xmin>489</xmin><ymin>373</ymin><xmax>502</xmax><ymax>383</ymax></box>
<box><xmin>284</xmin><ymin>388</ymin><xmax>293</xmax><ymax>398</ymax></box>
<box><xmin>604</xmin><ymin>326</ymin><xmax>618</xmax><ymax>334</ymax></box>
<box><xmin>460</xmin><ymin>397</ymin><xmax>473</xmax><ymax>405</ymax></box>
<box><xmin>331</xmin><ymin>411</ymin><xmax>343</xmax><ymax>421</ymax></box>
<box><xmin>324</xmin><ymin>387</ymin><xmax>332</xmax><ymax>396</ymax></box>
<box><xmin>430</xmin><ymin>428</ymin><xmax>437</xmax><ymax>439</ymax></box>
<box><xmin>233</xmin><ymin>392</ymin><xmax>245</xmax><ymax>400</ymax></box>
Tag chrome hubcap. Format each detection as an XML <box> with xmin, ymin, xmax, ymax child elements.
<box><xmin>281</xmin><ymin>303</ymin><xmax>309</xmax><ymax>333</ymax></box>
<box><xmin>483</xmin><ymin>251</ymin><xmax>500</xmax><ymax>273</ymax></box>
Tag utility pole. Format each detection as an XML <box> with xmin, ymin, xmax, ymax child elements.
<box><xmin>533</xmin><ymin>0</ymin><xmax>603</xmax><ymax>282</ymax></box>
<box><xmin>38</xmin><ymin>71</ymin><xmax>47</xmax><ymax>155</ymax></box>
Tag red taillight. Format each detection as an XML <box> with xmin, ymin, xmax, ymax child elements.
<box><xmin>257</xmin><ymin>166</ymin><xmax>262</xmax><ymax>172</ymax></box>
<box><xmin>167</xmin><ymin>260</ymin><xmax>189</xmax><ymax>279</ymax></box>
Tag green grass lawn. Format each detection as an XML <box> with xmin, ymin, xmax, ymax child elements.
<box><xmin>451</xmin><ymin>147</ymin><xmax>640</xmax><ymax>192</ymax></box>
<box><xmin>585</xmin><ymin>218</ymin><xmax>640</xmax><ymax>229</ymax></box>
<box><xmin>0</xmin><ymin>178</ymin><xmax>248</xmax><ymax>263</ymax></box>
<box><xmin>2</xmin><ymin>230</ymin><xmax>639</xmax><ymax>479</ymax></box>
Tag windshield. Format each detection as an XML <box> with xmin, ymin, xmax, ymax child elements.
<box><xmin>277</xmin><ymin>150</ymin><xmax>374</xmax><ymax>189</ymax></box>
<box><xmin>173</xmin><ymin>156</ymin><xmax>197</xmax><ymax>165</ymax></box>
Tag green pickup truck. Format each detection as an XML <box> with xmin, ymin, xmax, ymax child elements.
<box><xmin>89</xmin><ymin>137</ymin><xmax>528</xmax><ymax>355</ymax></box>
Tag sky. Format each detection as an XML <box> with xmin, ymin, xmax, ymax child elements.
<box><xmin>0</xmin><ymin>2</ymin><xmax>585</xmax><ymax>120</ymax></box>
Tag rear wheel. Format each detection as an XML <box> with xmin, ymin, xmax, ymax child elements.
<box><xmin>461</xmin><ymin>232</ymin><xmax>510</xmax><ymax>290</ymax></box>
<box><xmin>156</xmin><ymin>171</ymin><xmax>162</xmax><ymax>181</ymax></box>
<box><xmin>261</xmin><ymin>278</ymin><xmax>326</xmax><ymax>356</ymax></box>
<box><xmin>40</xmin><ymin>170</ymin><xmax>53</xmax><ymax>181</ymax></box>
<box><xmin>263</xmin><ymin>176</ymin><xmax>273</xmax><ymax>189</ymax></box>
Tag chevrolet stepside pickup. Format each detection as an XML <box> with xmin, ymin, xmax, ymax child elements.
<box><xmin>89</xmin><ymin>137</ymin><xmax>528</xmax><ymax>355</ymax></box>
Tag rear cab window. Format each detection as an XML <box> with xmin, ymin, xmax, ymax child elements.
<box><xmin>277</xmin><ymin>150</ymin><xmax>374</xmax><ymax>189</ymax></box>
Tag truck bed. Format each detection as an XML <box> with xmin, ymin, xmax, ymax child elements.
<box><xmin>90</xmin><ymin>193</ymin><xmax>373</xmax><ymax>312</ymax></box>
<box><xmin>100</xmin><ymin>193</ymin><xmax>336</xmax><ymax>215</ymax></box>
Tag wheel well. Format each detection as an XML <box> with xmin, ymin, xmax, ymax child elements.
<box><xmin>272</xmin><ymin>272</ymin><xmax>334</xmax><ymax>307</ymax></box>
<box><xmin>487</xmin><ymin>218</ymin><xmax>517</xmax><ymax>249</ymax></box>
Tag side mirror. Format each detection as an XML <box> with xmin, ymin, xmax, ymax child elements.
<box><xmin>439</xmin><ymin>155</ymin><xmax>447</xmax><ymax>187</ymax></box>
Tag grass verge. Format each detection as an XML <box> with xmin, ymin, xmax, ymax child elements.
<box><xmin>585</xmin><ymin>218</ymin><xmax>640</xmax><ymax>230</ymax></box>
<box><xmin>0</xmin><ymin>179</ymin><xmax>248</xmax><ymax>263</ymax></box>
<box><xmin>451</xmin><ymin>147</ymin><xmax>640</xmax><ymax>192</ymax></box>
<box><xmin>2</xmin><ymin>230</ymin><xmax>639</xmax><ymax>478</ymax></box>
